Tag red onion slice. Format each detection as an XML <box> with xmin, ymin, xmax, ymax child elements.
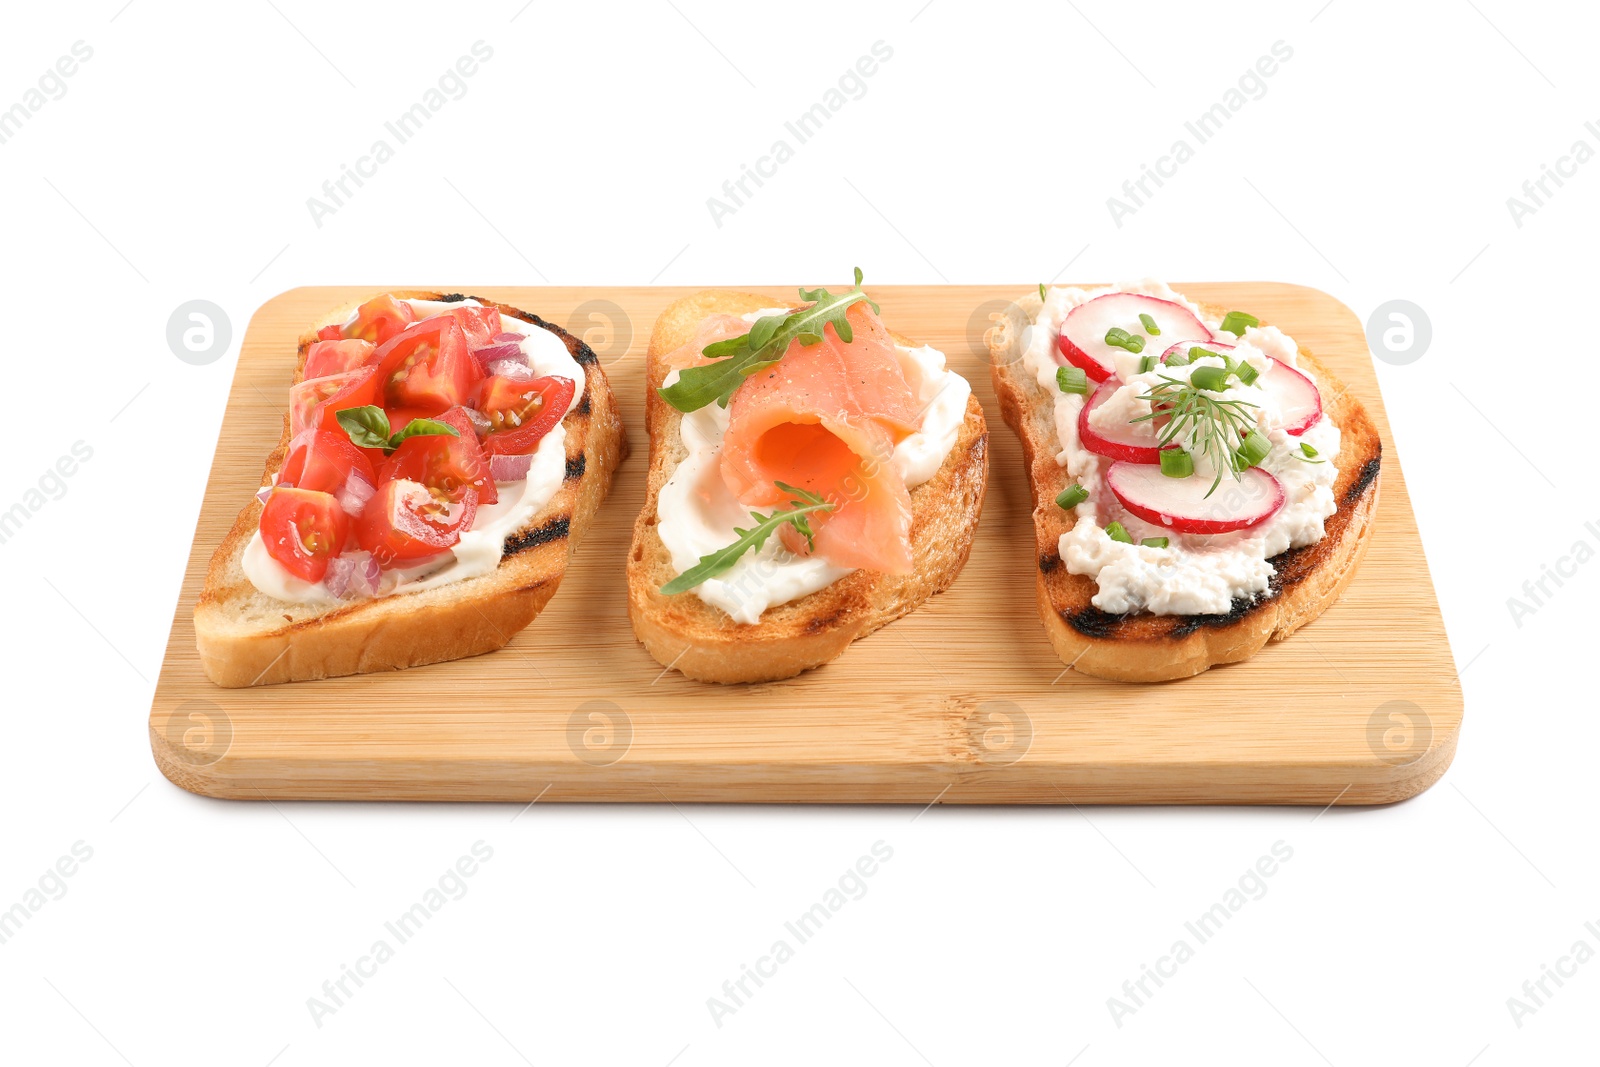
<box><xmin>335</xmin><ymin>470</ymin><xmax>375</xmax><ymax>516</ymax></box>
<box><xmin>325</xmin><ymin>551</ymin><xmax>382</xmax><ymax>599</ymax></box>
<box><xmin>324</xmin><ymin>555</ymin><xmax>355</xmax><ymax>598</ymax></box>
<box><xmin>489</xmin><ymin>452</ymin><xmax>534</xmax><ymax>481</ymax></box>
<box><xmin>487</xmin><ymin>359</ymin><xmax>535</xmax><ymax>381</ymax></box>
<box><xmin>462</xmin><ymin>407</ymin><xmax>493</xmax><ymax>436</ymax></box>
<box><xmin>492</xmin><ymin>332</ymin><xmax>524</xmax><ymax>344</ymax></box>
<box><xmin>471</xmin><ymin>342</ymin><xmax>525</xmax><ymax>374</ymax></box>
<box><xmin>359</xmin><ymin>554</ymin><xmax>381</xmax><ymax>594</ymax></box>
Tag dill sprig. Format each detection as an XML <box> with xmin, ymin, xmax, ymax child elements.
<box><xmin>1131</xmin><ymin>375</ymin><xmax>1261</xmax><ymax>497</ymax></box>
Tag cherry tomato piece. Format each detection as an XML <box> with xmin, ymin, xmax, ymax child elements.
<box><xmin>260</xmin><ymin>487</ymin><xmax>350</xmax><ymax>583</ymax></box>
<box><xmin>473</xmin><ymin>375</ymin><xmax>574</xmax><ymax>456</ymax></box>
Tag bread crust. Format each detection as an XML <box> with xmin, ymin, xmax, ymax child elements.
<box><xmin>988</xmin><ymin>291</ymin><xmax>1380</xmax><ymax>682</ymax></box>
<box><xmin>194</xmin><ymin>291</ymin><xmax>628</xmax><ymax>687</ymax></box>
<box><xmin>626</xmin><ymin>290</ymin><xmax>989</xmax><ymax>684</ymax></box>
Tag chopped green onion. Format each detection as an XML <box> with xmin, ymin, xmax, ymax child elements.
<box><xmin>1056</xmin><ymin>483</ymin><xmax>1089</xmax><ymax>509</ymax></box>
<box><xmin>1163</xmin><ymin>348</ymin><xmax>1190</xmax><ymax>367</ymax></box>
<box><xmin>1138</xmin><ymin>354</ymin><xmax>1157</xmax><ymax>374</ymax></box>
<box><xmin>1189</xmin><ymin>346</ymin><xmax>1220</xmax><ymax>362</ymax></box>
<box><xmin>1234</xmin><ymin>429</ymin><xmax>1272</xmax><ymax>470</ymax></box>
<box><xmin>1056</xmin><ymin>365</ymin><xmax>1089</xmax><ymax>395</ymax></box>
<box><xmin>1190</xmin><ymin>365</ymin><xmax>1231</xmax><ymax>392</ymax></box>
<box><xmin>1234</xmin><ymin>361</ymin><xmax>1260</xmax><ymax>386</ymax></box>
<box><xmin>1300</xmin><ymin>442</ymin><xmax>1319</xmax><ymax>458</ymax></box>
<box><xmin>1220</xmin><ymin>311</ymin><xmax>1259</xmax><ymax>335</ymax></box>
<box><xmin>1139</xmin><ymin>312</ymin><xmax>1160</xmax><ymax>336</ymax></box>
<box><xmin>1140</xmin><ymin>537</ymin><xmax>1169</xmax><ymax>549</ymax></box>
<box><xmin>1159</xmin><ymin>447</ymin><xmax>1194</xmax><ymax>478</ymax></box>
<box><xmin>1039</xmin><ymin>282</ymin><xmax>1047</xmax><ymax>302</ymax></box>
<box><xmin>1104</xmin><ymin>327</ymin><xmax>1145</xmax><ymax>354</ymax></box>
<box><xmin>1105</xmin><ymin>521</ymin><xmax>1133</xmax><ymax>544</ymax></box>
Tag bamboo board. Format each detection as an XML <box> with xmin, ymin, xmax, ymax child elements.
<box><xmin>148</xmin><ymin>283</ymin><xmax>1462</xmax><ymax>804</ymax></box>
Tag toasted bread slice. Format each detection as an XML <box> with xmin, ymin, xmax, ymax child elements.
<box><xmin>989</xmin><ymin>291</ymin><xmax>1380</xmax><ymax>682</ymax></box>
<box><xmin>194</xmin><ymin>292</ymin><xmax>628</xmax><ymax>687</ymax></box>
<box><xmin>627</xmin><ymin>290</ymin><xmax>988</xmax><ymax>684</ymax></box>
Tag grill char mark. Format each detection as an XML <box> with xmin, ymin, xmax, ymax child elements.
<box><xmin>1344</xmin><ymin>453</ymin><xmax>1382</xmax><ymax>507</ymax></box>
<box><xmin>503</xmin><ymin>516</ymin><xmax>570</xmax><ymax>557</ymax></box>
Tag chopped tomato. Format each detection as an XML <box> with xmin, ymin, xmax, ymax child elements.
<box><xmin>316</xmin><ymin>324</ymin><xmax>345</xmax><ymax>342</ymax></box>
<box><xmin>473</xmin><ymin>375</ymin><xmax>574</xmax><ymax>456</ymax></box>
<box><xmin>446</xmin><ymin>306</ymin><xmax>502</xmax><ymax>351</ymax></box>
<box><xmin>260</xmin><ymin>487</ymin><xmax>350</xmax><ymax>583</ymax></box>
<box><xmin>357</xmin><ymin>479</ymin><xmax>477</xmax><ymax>566</ymax></box>
<box><xmin>383</xmin><ymin>407</ymin><xmax>435</xmax><ymax>436</ymax></box>
<box><xmin>280</xmin><ymin>430</ymin><xmax>376</xmax><ymax>495</ymax></box>
<box><xmin>380</xmin><ymin>406</ymin><xmax>497</xmax><ymax>505</ymax></box>
<box><xmin>303</xmin><ymin>338</ymin><xmax>377</xmax><ymax>381</ymax></box>
<box><xmin>288</xmin><ymin>366</ymin><xmax>382</xmax><ymax>436</ymax></box>
<box><xmin>372</xmin><ymin>317</ymin><xmax>480</xmax><ymax>415</ymax></box>
<box><xmin>348</xmin><ymin>295</ymin><xmax>416</xmax><ymax>345</ymax></box>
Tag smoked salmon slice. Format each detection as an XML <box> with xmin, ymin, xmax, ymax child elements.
<box><xmin>663</xmin><ymin>314</ymin><xmax>749</xmax><ymax>370</ymax></box>
<box><xmin>720</xmin><ymin>302</ymin><xmax>921</xmax><ymax>574</ymax></box>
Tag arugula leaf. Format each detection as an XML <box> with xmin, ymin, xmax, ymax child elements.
<box><xmin>658</xmin><ymin>268</ymin><xmax>879</xmax><ymax>413</ymax></box>
<box><xmin>659</xmin><ymin>481</ymin><xmax>835</xmax><ymax>596</ymax></box>
<box><xmin>336</xmin><ymin>406</ymin><xmax>392</xmax><ymax>450</ymax></box>
<box><xmin>336</xmin><ymin>405</ymin><xmax>459</xmax><ymax>454</ymax></box>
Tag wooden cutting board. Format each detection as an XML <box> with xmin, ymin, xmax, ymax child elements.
<box><xmin>148</xmin><ymin>283</ymin><xmax>1462</xmax><ymax>805</ymax></box>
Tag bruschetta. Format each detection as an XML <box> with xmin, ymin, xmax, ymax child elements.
<box><xmin>628</xmin><ymin>274</ymin><xmax>988</xmax><ymax>683</ymax></box>
<box><xmin>988</xmin><ymin>281</ymin><xmax>1380</xmax><ymax>682</ymax></box>
<box><xmin>195</xmin><ymin>291</ymin><xmax>627</xmax><ymax>687</ymax></box>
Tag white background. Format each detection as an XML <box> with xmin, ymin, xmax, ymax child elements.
<box><xmin>1</xmin><ymin>1</ymin><xmax>1595</xmax><ymax>1064</ymax></box>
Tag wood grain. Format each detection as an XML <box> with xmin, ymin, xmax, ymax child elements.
<box><xmin>148</xmin><ymin>283</ymin><xmax>1462</xmax><ymax>805</ymax></box>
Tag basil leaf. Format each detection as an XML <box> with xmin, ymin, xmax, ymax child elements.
<box><xmin>336</xmin><ymin>406</ymin><xmax>392</xmax><ymax>450</ymax></box>
<box><xmin>389</xmin><ymin>418</ymin><xmax>461</xmax><ymax>447</ymax></box>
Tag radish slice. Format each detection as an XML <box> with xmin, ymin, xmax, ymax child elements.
<box><xmin>489</xmin><ymin>452</ymin><xmax>534</xmax><ymax>481</ymax></box>
<box><xmin>1058</xmin><ymin>293</ymin><xmax>1210</xmax><ymax>382</ymax></box>
<box><xmin>1161</xmin><ymin>339</ymin><xmax>1234</xmax><ymax>365</ymax></box>
<box><xmin>1079</xmin><ymin>380</ymin><xmax>1164</xmax><ymax>463</ymax></box>
<box><xmin>1257</xmin><ymin>359</ymin><xmax>1322</xmax><ymax>435</ymax></box>
<box><xmin>1106</xmin><ymin>461</ymin><xmax>1285</xmax><ymax>534</ymax></box>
